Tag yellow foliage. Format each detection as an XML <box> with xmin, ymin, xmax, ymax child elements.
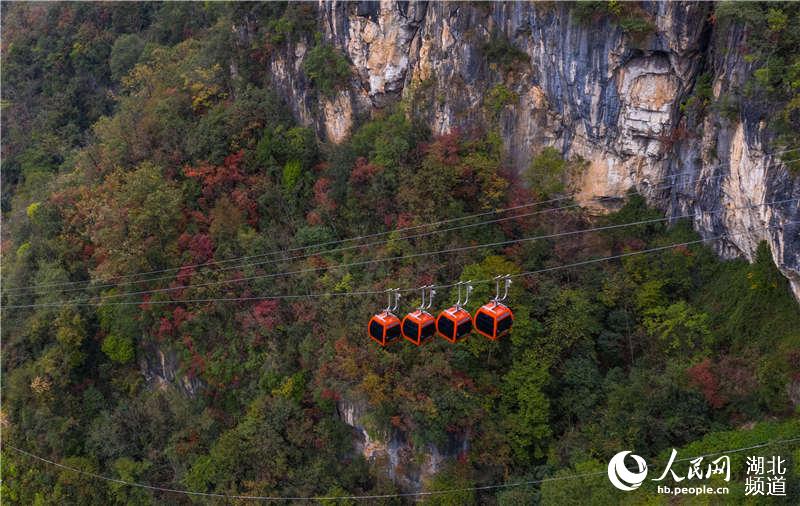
<box><xmin>339</xmin><ymin>355</ymin><xmax>361</xmax><ymax>381</ymax></box>
<box><xmin>30</xmin><ymin>375</ymin><xmax>52</xmax><ymax>395</ymax></box>
<box><xmin>16</xmin><ymin>242</ymin><xmax>31</xmax><ymax>259</ymax></box>
<box><xmin>26</xmin><ymin>201</ymin><xmax>41</xmax><ymax>219</ymax></box>
<box><xmin>55</xmin><ymin>309</ymin><xmax>85</xmax><ymax>348</ymax></box>
<box><xmin>182</xmin><ymin>63</ymin><xmax>227</xmax><ymax>111</ymax></box>
<box><xmin>272</xmin><ymin>375</ymin><xmax>297</xmax><ymax>398</ymax></box>
<box><xmin>333</xmin><ymin>273</ymin><xmax>353</xmax><ymax>293</ymax></box>
<box><xmin>362</xmin><ymin>373</ymin><xmax>389</xmax><ymax>406</ymax></box>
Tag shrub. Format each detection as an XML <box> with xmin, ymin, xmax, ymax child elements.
<box><xmin>483</xmin><ymin>35</ymin><xmax>529</xmax><ymax>73</ymax></box>
<box><xmin>26</xmin><ymin>202</ymin><xmax>41</xmax><ymax>220</ymax></box>
<box><xmin>102</xmin><ymin>334</ymin><xmax>135</xmax><ymax>364</ymax></box>
<box><xmin>485</xmin><ymin>83</ymin><xmax>518</xmax><ymax>115</ymax></box>
<box><xmin>265</xmin><ymin>3</ymin><xmax>317</xmax><ymax>45</ymax></box>
<box><xmin>110</xmin><ymin>34</ymin><xmax>145</xmax><ymax>80</ymax></box>
<box><xmin>16</xmin><ymin>242</ymin><xmax>31</xmax><ymax>259</ymax></box>
<box><xmin>525</xmin><ymin>146</ymin><xmax>586</xmax><ymax>196</ymax></box>
<box><xmin>713</xmin><ymin>93</ymin><xmax>740</xmax><ymax>122</ymax></box>
<box><xmin>293</xmin><ymin>225</ymin><xmax>334</xmax><ymax>246</ymax></box>
<box><xmin>618</xmin><ymin>15</ymin><xmax>655</xmax><ymax>39</ymax></box>
<box><xmin>715</xmin><ymin>2</ymin><xmax>800</xmax><ymax>158</ymax></box>
<box><xmin>303</xmin><ymin>43</ymin><xmax>351</xmax><ymax>96</ymax></box>
<box><xmin>573</xmin><ymin>1</ymin><xmax>655</xmax><ymax>41</ymax></box>
<box><xmin>282</xmin><ymin>159</ymin><xmax>302</xmax><ymax>192</ymax></box>
<box><xmin>256</xmin><ymin>125</ymin><xmax>317</xmax><ymax>172</ymax></box>
<box><xmin>680</xmin><ymin>72</ymin><xmax>713</xmax><ymax>121</ymax></box>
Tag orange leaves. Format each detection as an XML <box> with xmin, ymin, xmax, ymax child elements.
<box><xmin>183</xmin><ymin>150</ymin><xmax>246</xmax><ymax>199</ymax></box>
<box><xmin>184</xmin><ymin>150</ymin><xmax>259</xmax><ymax>227</ymax></box>
<box><xmin>362</xmin><ymin>373</ymin><xmax>390</xmax><ymax>406</ymax></box>
<box><xmin>313</xmin><ymin>177</ymin><xmax>336</xmax><ymax>213</ymax></box>
<box><xmin>174</xmin><ymin>430</ymin><xmax>200</xmax><ymax>456</ymax></box>
<box><xmin>229</xmin><ymin>188</ymin><xmax>258</xmax><ymax>226</ymax></box>
<box><xmin>349</xmin><ymin>157</ymin><xmax>382</xmax><ymax>185</ymax></box>
<box><xmin>50</xmin><ymin>186</ymin><xmax>83</xmax><ymax>227</ymax></box>
<box><xmin>395</xmin><ymin>212</ymin><xmax>415</xmax><ymax>228</ymax></box>
<box><xmin>155</xmin><ymin>306</ymin><xmax>192</xmax><ymax>341</ymax></box>
<box><xmin>422</xmin><ymin>131</ymin><xmax>462</xmax><ymax>166</ymax></box>
<box><xmin>307</xmin><ymin>255</ymin><xmax>329</xmax><ymax>270</ymax></box>
<box><xmin>236</xmin><ymin>300</ymin><xmax>281</xmax><ymax>336</ymax></box>
<box><xmin>687</xmin><ymin>356</ymin><xmax>758</xmax><ymax>410</ymax></box>
<box><xmin>688</xmin><ymin>359</ymin><xmax>724</xmax><ymax>408</ymax></box>
<box><xmin>450</xmin><ymin>370</ymin><xmax>476</xmax><ymax>392</ymax></box>
<box><xmin>290</xmin><ymin>301</ymin><xmax>317</xmax><ymax>324</ymax></box>
<box><xmin>70</xmin><ymin>162</ymin><xmax>184</xmax><ymax>278</ymax></box>
<box><xmin>320</xmin><ymin>388</ymin><xmax>341</xmax><ymax>402</ymax></box>
<box><xmin>673</xmin><ymin>244</ymin><xmax>694</xmax><ymax>257</ymax></box>
<box><xmin>175</xmin><ymin>265</ymin><xmax>196</xmax><ymax>285</ymax></box>
<box><xmin>180</xmin><ymin>334</ymin><xmax>206</xmax><ymax>378</ymax></box>
<box><xmin>306</xmin><ymin>210</ymin><xmax>323</xmax><ymax>226</ymax></box>
<box><xmin>252</xmin><ymin>300</ymin><xmax>280</xmax><ymax>328</ymax></box>
<box><xmin>178</xmin><ymin>233</ymin><xmax>214</xmax><ymax>262</ymax></box>
<box><xmin>173</xmin><ymin>306</ymin><xmax>189</xmax><ymax>327</ymax></box>
<box><xmin>156</xmin><ymin>318</ymin><xmax>173</xmax><ymax>341</ymax></box>
<box><xmin>331</xmin><ymin>337</ymin><xmax>362</xmax><ymax>382</ymax></box>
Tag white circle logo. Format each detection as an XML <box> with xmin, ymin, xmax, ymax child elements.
<box><xmin>607</xmin><ymin>451</ymin><xmax>648</xmax><ymax>491</ymax></box>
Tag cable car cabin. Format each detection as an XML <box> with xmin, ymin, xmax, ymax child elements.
<box><xmin>437</xmin><ymin>281</ymin><xmax>474</xmax><ymax>343</ymax></box>
<box><xmin>402</xmin><ymin>285</ymin><xmax>437</xmax><ymax>346</ymax></box>
<box><xmin>473</xmin><ymin>302</ymin><xmax>513</xmax><ymax>341</ymax></box>
<box><xmin>369</xmin><ymin>312</ymin><xmax>401</xmax><ymax>346</ymax></box>
<box><xmin>370</xmin><ymin>289</ymin><xmax>402</xmax><ymax>347</ymax></box>
<box><xmin>436</xmin><ymin>307</ymin><xmax>472</xmax><ymax>343</ymax></box>
<box><xmin>402</xmin><ymin>310</ymin><xmax>436</xmax><ymax>346</ymax></box>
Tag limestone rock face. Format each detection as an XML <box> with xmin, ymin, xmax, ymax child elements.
<box><xmin>336</xmin><ymin>397</ymin><xmax>467</xmax><ymax>493</ymax></box>
<box><xmin>265</xmin><ymin>1</ymin><xmax>800</xmax><ymax>297</ymax></box>
<box><xmin>138</xmin><ymin>344</ymin><xmax>201</xmax><ymax>397</ymax></box>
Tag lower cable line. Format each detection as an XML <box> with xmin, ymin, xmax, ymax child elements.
<box><xmin>0</xmin><ymin>194</ymin><xmax>578</xmax><ymax>294</ymax></box>
<box><xmin>5</xmin><ymin>198</ymin><xmax>797</xmax><ymax>308</ymax></box>
<box><xmin>9</xmin><ymin>201</ymin><xmax>587</xmax><ymax>297</ymax></box>
<box><xmin>6</xmin><ymin>153</ymin><xmax>798</xmax><ymax>296</ymax></box>
<box><xmin>14</xmin><ymin>197</ymin><xmax>798</xmax><ymax>307</ymax></box>
<box><xmin>6</xmin><ymin>437</ymin><xmax>800</xmax><ymax>501</ymax></box>
<box><xmin>5</xmin><ymin>220</ymin><xmax>795</xmax><ymax>308</ymax></box>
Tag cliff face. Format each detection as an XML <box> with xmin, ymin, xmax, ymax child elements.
<box><xmin>265</xmin><ymin>0</ymin><xmax>800</xmax><ymax>301</ymax></box>
<box><xmin>337</xmin><ymin>396</ymin><xmax>467</xmax><ymax>493</ymax></box>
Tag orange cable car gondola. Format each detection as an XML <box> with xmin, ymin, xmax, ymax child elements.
<box><xmin>402</xmin><ymin>285</ymin><xmax>437</xmax><ymax>346</ymax></box>
<box><xmin>368</xmin><ymin>289</ymin><xmax>402</xmax><ymax>347</ymax></box>
<box><xmin>473</xmin><ymin>275</ymin><xmax>514</xmax><ymax>341</ymax></box>
<box><xmin>436</xmin><ymin>281</ymin><xmax>474</xmax><ymax>343</ymax></box>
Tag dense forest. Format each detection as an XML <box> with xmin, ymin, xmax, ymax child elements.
<box><xmin>2</xmin><ymin>2</ymin><xmax>799</xmax><ymax>504</ymax></box>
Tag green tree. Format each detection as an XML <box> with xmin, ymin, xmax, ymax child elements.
<box><xmin>542</xmin><ymin>288</ymin><xmax>602</xmax><ymax>361</ymax></box>
<box><xmin>303</xmin><ymin>43</ymin><xmax>351</xmax><ymax>96</ymax></box>
<box><xmin>102</xmin><ymin>334</ymin><xmax>135</xmax><ymax>364</ymax></box>
<box><xmin>642</xmin><ymin>300</ymin><xmax>711</xmax><ymax>357</ymax></box>
<box><xmin>525</xmin><ymin>147</ymin><xmax>586</xmax><ymax>197</ymax></box>
<box><xmin>539</xmin><ymin>458</ymin><xmax>622</xmax><ymax>505</ymax></box>
<box><xmin>110</xmin><ymin>34</ymin><xmax>145</xmax><ymax>81</ymax></box>
<box><xmin>109</xmin><ymin>457</ymin><xmax>152</xmax><ymax>505</ymax></box>
<box><xmin>502</xmin><ymin>349</ymin><xmax>552</xmax><ymax>463</ymax></box>
<box><xmin>424</xmin><ymin>465</ymin><xmax>476</xmax><ymax>506</ymax></box>
<box><xmin>75</xmin><ymin>162</ymin><xmax>184</xmax><ymax>276</ymax></box>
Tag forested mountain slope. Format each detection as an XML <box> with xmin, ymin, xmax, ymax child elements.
<box><xmin>1</xmin><ymin>2</ymin><xmax>799</xmax><ymax>504</ymax></box>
